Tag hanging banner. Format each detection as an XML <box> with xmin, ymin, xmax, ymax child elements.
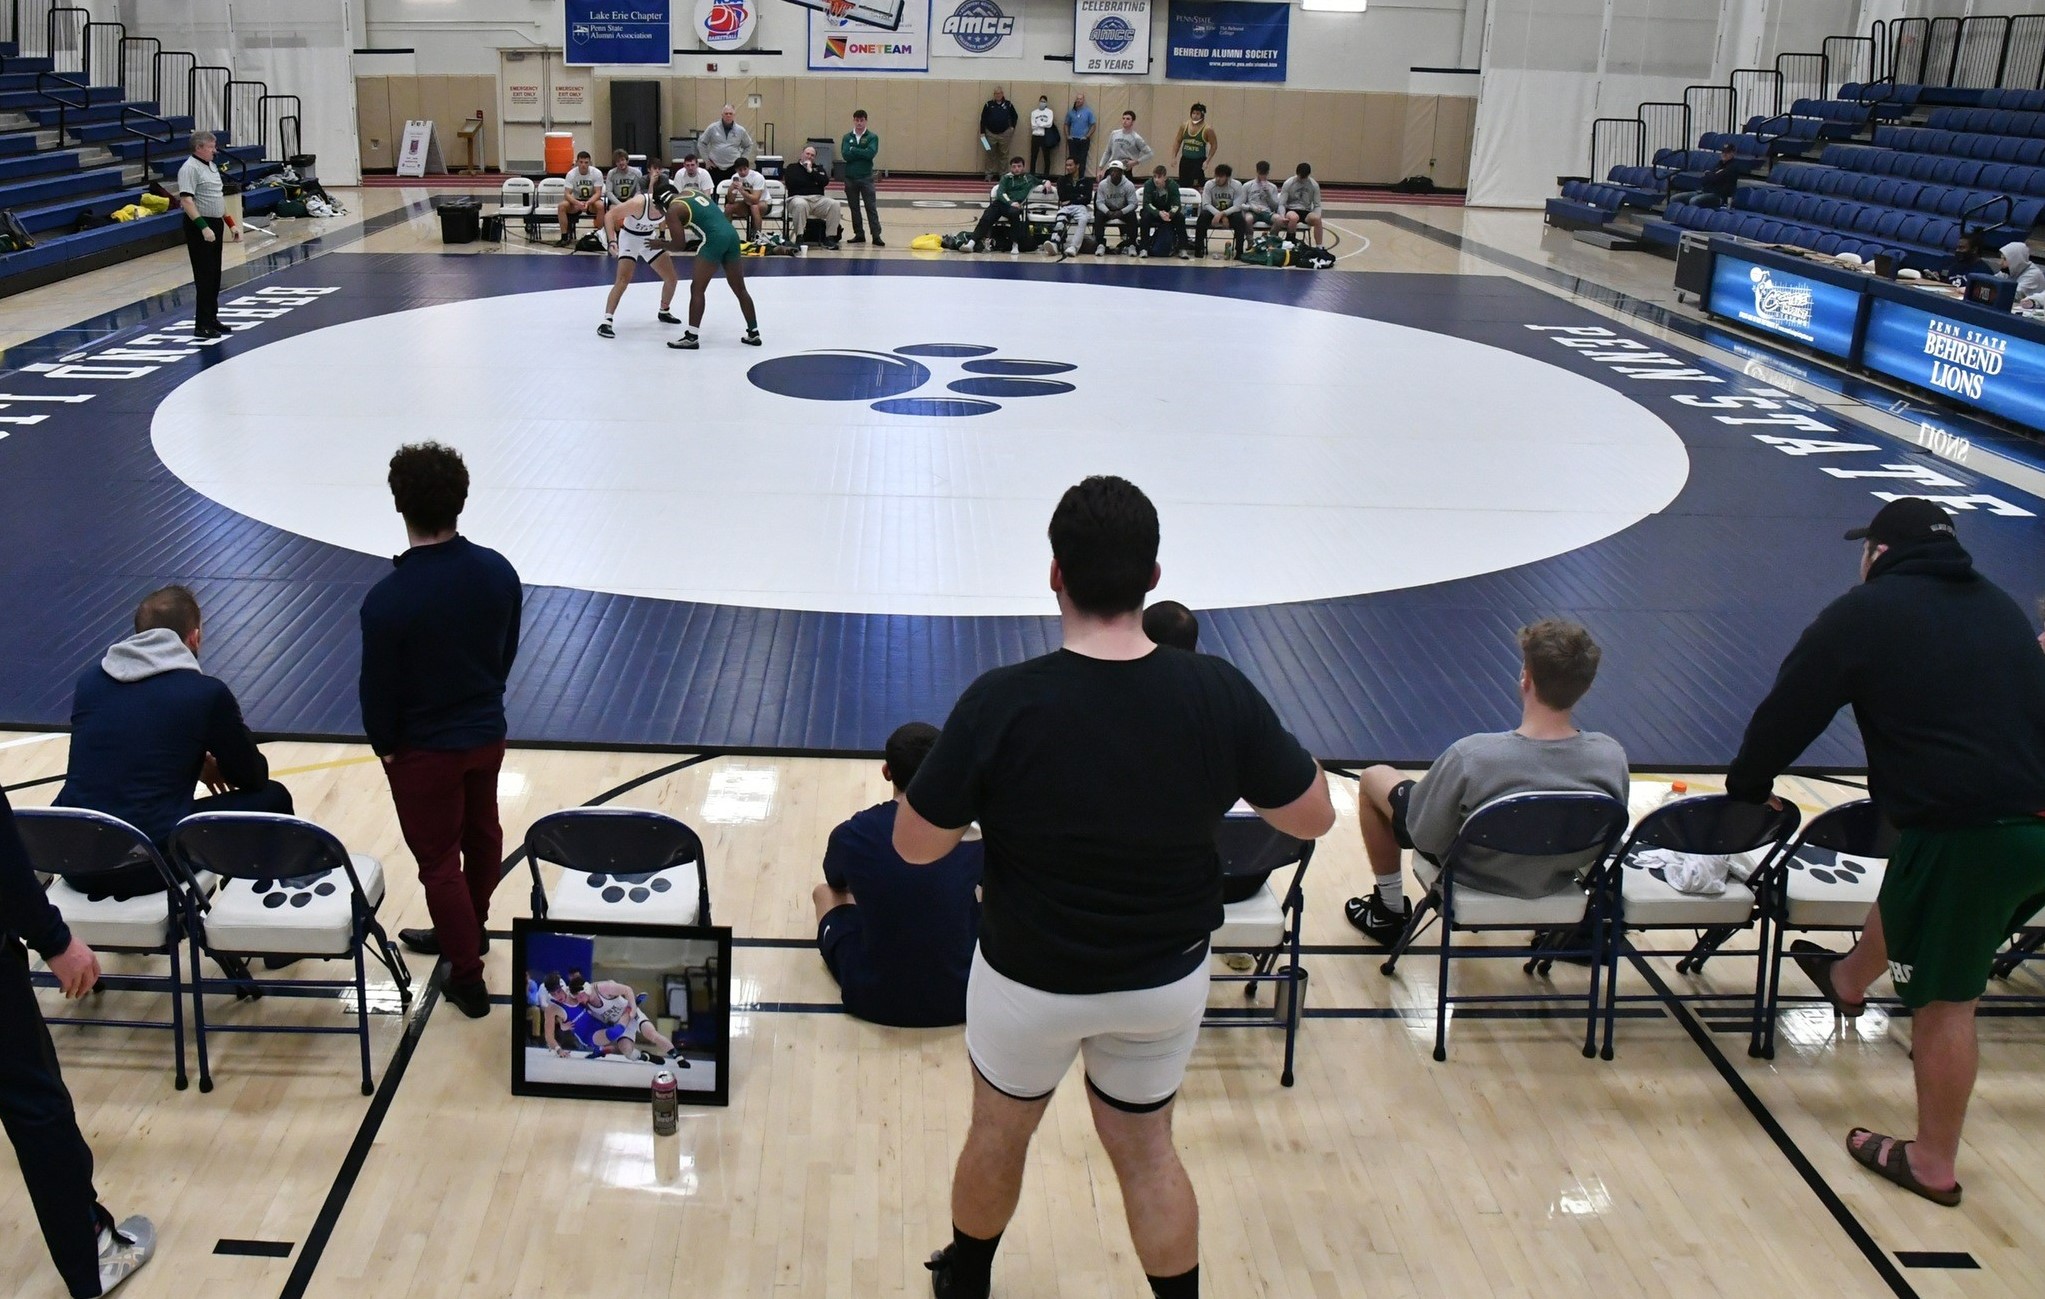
<box><xmin>1165</xmin><ymin>0</ymin><xmax>1286</xmax><ymax>82</ymax></box>
<box><xmin>565</xmin><ymin>0</ymin><xmax>674</xmax><ymax>66</ymax></box>
<box><xmin>936</xmin><ymin>0</ymin><xmax>1022</xmax><ymax>58</ymax></box>
<box><xmin>808</xmin><ymin>0</ymin><xmax>931</xmax><ymax>70</ymax></box>
<box><xmin>693</xmin><ymin>0</ymin><xmax>759</xmax><ymax>50</ymax></box>
<box><xmin>1074</xmin><ymin>0</ymin><xmax>1150</xmax><ymax>75</ymax></box>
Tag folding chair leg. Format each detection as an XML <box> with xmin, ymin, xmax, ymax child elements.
<box><xmin>1380</xmin><ymin>894</ymin><xmax>1437</xmax><ymax>976</ymax></box>
<box><xmin>1600</xmin><ymin>896</ymin><xmax>1622</xmax><ymax>1061</ymax></box>
<box><xmin>190</xmin><ymin>934</ymin><xmax>213</xmax><ymax>1094</ymax></box>
<box><xmin>1758</xmin><ymin>913</ymin><xmax>1787</xmax><ymax>1060</ymax></box>
<box><xmin>366</xmin><ymin>920</ymin><xmax>413</xmax><ymax>1002</ymax></box>
<box><xmin>1279</xmin><ymin>964</ymin><xmax>1304</xmax><ymax>1087</ymax></box>
<box><xmin>169</xmin><ymin>934</ymin><xmax>188</xmax><ymax>1091</ymax></box>
<box><xmin>1431</xmin><ymin>887</ymin><xmax>1454</xmax><ymax>1062</ymax></box>
<box><xmin>355</xmin><ymin>946</ymin><xmax>374</xmax><ymax>1096</ymax></box>
<box><xmin>1582</xmin><ymin>910</ymin><xmax>1605</xmax><ymax>1060</ymax></box>
<box><xmin>1992</xmin><ymin>930</ymin><xmax>2045</xmax><ymax>981</ymax></box>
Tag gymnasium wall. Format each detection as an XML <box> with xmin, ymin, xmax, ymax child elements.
<box><xmin>354</xmin><ymin>0</ymin><xmax>1480</xmax><ymax>185</ymax></box>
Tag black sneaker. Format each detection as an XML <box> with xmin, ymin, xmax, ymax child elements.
<box><xmin>925</xmin><ymin>1245</ymin><xmax>989</xmax><ymax>1299</ymax></box>
<box><xmin>656</xmin><ymin>310</ymin><xmax>681</xmax><ymax>325</ymax></box>
<box><xmin>398</xmin><ymin>928</ymin><xmax>490</xmax><ymax>957</ymax></box>
<box><xmin>442</xmin><ymin>978</ymin><xmax>491</xmax><ymax>1019</ymax></box>
<box><xmin>668</xmin><ymin>334</ymin><xmax>700</xmax><ymax>350</ymax></box>
<box><xmin>742</xmin><ymin>328</ymin><xmax>762</xmax><ymax>346</ymax></box>
<box><xmin>848</xmin><ymin>234</ymin><xmax>866</xmax><ymax>245</ymax></box>
<box><xmin>872</xmin><ymin>237</ymin><xmax>885</xmax><ymax>247</ymax></box>
<box><xmin>597</xmin><ymin>321</ymin><xmax>615</xmax><ymax>338</ymax></box>
<box><xmin>1344</xmin><ymin>893</ymin><xmax>1411</xmax><ymax>947</ymax></box>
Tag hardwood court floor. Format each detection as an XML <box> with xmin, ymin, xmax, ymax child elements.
<box><xmin>3</xmin><ymin>186</ymin><xmax>2042</xmax><ymax>1298</ymax></box>
<box><xmin>4</xmin><ymin>735</ymin><xmax>2042</xmax><ymax>1299</ymax></box>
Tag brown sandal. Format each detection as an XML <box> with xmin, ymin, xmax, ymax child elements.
<box><xmin>1791</xmin><ymin>940</ymin><xmax>1865</xmax><ymax>1020</ymax></box>
<box><xmin>1847</xmin><ymin>1128</ymin><xmax>1962</xmax><ymax>1207</ymax></box>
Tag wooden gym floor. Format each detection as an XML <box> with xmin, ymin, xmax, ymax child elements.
<box><xmin>2</xmin><ymin>186</ymin><xmax>2042</xmax><ymax>1298</ymax></box>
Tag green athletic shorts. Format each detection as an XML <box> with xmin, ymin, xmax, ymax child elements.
<box><xmin>1878</xmin><ymin>817</ymin><xmax>2045</xmax><ymax>1006</ymax></box>
<box><xmin>694</xmin><ymin>225</ymin><xmax>741</xmax><ymax>264</ymax></box>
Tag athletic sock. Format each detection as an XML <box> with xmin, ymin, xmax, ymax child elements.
<box><xmin>604</xmin><ymin>313</ymin><xmax>614</xmax><ymax>323</ymax></box>
<box><xmin>1148</xmin><ymin>1266</ymin><xmax>1198</xmax><ymax>1298</ymax></box>
<box><xmin>1375</xmin><ymin>872</ymin><xmax>1404</xmax><ymax>909</ymax></box>
<box><xmin>947</xmin><ymin>1226</ymin><xmax>1002</xmax><ymax>1292</ymax></box>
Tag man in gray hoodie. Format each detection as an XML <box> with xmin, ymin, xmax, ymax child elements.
<box><xmin>55</xmin><ymin>585</ymin><xmax>291</xmax><ymax>896</ymax></box>
<box><xmin>1093</xmin><ymin>161</ymin><xmax>1140</xmax><ymax>255</ymax></box>
<box><xmin>1195</xmin><ymin>163</ymin><xmax>1249</xmax><ymax>258</ymax></box>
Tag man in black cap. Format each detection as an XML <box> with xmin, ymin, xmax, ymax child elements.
<box><xmin>1726</xmin><ymin>496</ymin><xmax>2045</xmax><ymax>1209</ymax></box>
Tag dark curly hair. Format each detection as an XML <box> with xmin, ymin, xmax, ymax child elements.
<box><xmin>387</xmin><ymin>441</ymin><xmax>470</xmax><ymax>535</ymax></box>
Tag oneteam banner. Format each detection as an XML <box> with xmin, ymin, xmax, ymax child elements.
<box><xmin>1074</xmin><ymin>0</ymin><xmax>1151</xmax><ymax>75</ymax></box>
<box><xmin>565</xmin><ymin>0</ymin><xmax>674</xmax><ymax>66</ymax></box>
<box><xmin>1165</xmin><ymin>0</ymin><xmax>1287</xmax><ymax>82</ymax></box>
<box><xmin>809</xmin><ymin>0</ymin><xmax>931</xmax><ymax>70</ymax></box>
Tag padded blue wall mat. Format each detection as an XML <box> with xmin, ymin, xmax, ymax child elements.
<box><xmin>3</xmin><ymin>252</ymin><xmax>2041</xmax><ymax>768</ymax></box>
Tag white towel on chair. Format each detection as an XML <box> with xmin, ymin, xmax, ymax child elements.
<box><xmin>1637</xmin><ymin>848</ymin><xmax>1736</xmax><ymax>895</ymax></box>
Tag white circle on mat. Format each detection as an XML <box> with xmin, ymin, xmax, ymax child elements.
<box><xmin>150</xmin><ymin>275</ymin><xmax>1690</xmax><ymax>616</ymax></box>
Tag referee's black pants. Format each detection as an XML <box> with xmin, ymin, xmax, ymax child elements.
<box><xmin>0</xmin><ymin>938</ymin><xmax>108</xmax><ymax>1298</ymax></box>
<box><xmin>183</xmin><ymin>216</ymin><xmax>224</xmax><ymax>331</ymax></box>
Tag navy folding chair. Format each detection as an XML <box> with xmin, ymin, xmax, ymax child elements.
<box><xmin>15</xmin><ymin>808</ymin><xmax>200</xmax><ymax>1089</ymax></box>
<box><xmin>167</xmin><ymin>812</ymin><xmax>411</xmax><ymax>1095</ymax></box>
<box><xmin>1599</xmin><ymin>795</ymin><xmax>1800</xmax><ymax>1059</ymax></box>
<box><xmin>1380</xmin><ymin>791</ymin><xmax>1630</xmax><ymax>1062</ymax></box>
<box><xmin>1205</xmin><ymin>813</ymin><xmax>1315</xmax><ymax>1086</ymax></box>
<box><xmin>1747</xmin><ymin>800</ymin><xmax>1894</xmax><ymax>1059</ymax></box>
<box><xmin>525</xmin><ymin>807</ymin><xmax>711</xmax><ymax>927</ymax></box>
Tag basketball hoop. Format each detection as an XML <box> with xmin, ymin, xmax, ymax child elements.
<box><xmin>825</xmin><ymin>0</ymin><xmax>855</xmax><ymax>18</ymax></box>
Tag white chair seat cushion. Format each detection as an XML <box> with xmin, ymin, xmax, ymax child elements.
<box><xmin>1416</xmin><ymin>857</ymin><xmax>1589</xmax><ymax>927</ymax></box>
<box><xmin>1619</xmin><ymin>859</ymin><xmax>1759</xmax><ymax>927</ymax></box>
<box><xmin>1213</xmin><ymin>882</ymin><xmax>1286</xmax><ymax>949</ymax></box>
<box><xmin>549</xmin><ymin>865</ymin><xmax>702</xmax><ymax>926</ymax></box>
<box><xmin>1783</xmin><ymin>851</ymin><xmax>1885</xmax><ymax>928</ymax></box>
<box><xmin>45</xmin><ymin>871</ymin><xmax>218</xmax><ymax>949</ymax></box>
<box><xmin>201</xmin><ymin>855</ymin><xmax>384</xmax><ymax>956</ymax></box>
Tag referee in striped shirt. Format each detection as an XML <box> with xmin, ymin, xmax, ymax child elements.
<box><xmin>177</xmin><ymin>131</ymin><xmax>237</xmax><ymax>339</ymax></box>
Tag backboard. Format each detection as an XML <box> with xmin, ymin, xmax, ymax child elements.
<box><xmin>783</xmin><ymin>0</ymin><xmax>906</xmax><ymax>33</ymax></box>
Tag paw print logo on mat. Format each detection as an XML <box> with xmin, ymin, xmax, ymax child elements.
<box><xmin>587</xmin><ymin>871</ymin><xmax>676</xmax><ymax>905</ymax></box>
<box><xmin>1789</xmin><ymin>850</ymin><xmax>1871</xmax><ymax>887</ymax></box>
<box><xmin>747</xmin><ymin>342</ymin><xmax>1075</xmax><ymax>416</ymax></box>
<box><xmin>253</xmin><ymin>872</ymin><xmax>339</xmax><ymax>909</ymax></box>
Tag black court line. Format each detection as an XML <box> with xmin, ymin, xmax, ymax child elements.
<box><xmin>216</xmin><ymin>1239</ymin><xmax>295</xmax><ymax>1258</ymax></box>
<box><xmin>1895</xmin><ymin>1252</ymin><xmax>1980</xmax><ymax>1269</ymax></box>
<box><xmin>1628</xmin><ymin>954</ymin><xmax>1920</xmax><ymax>1299</ymax></box>
<box><xmin>281</xmin><ymin>752</ymin><xmax>715</xmax><ymax>1299</ymax></box>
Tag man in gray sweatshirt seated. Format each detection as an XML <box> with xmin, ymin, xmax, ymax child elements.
<box><xmin>1093</xmin><ymin>160</ymin><xmax>1141</xmax><ymax>255</ymax></box>
<box><xmin>1195</xmin><ymin>163</ymin><xmax>1249</xmax><ymax>258</ymax></box>
<box><xmin>1342</xmin><ymin>619</ymin><xmax>1630</xmax><ymax>945</ymax></box>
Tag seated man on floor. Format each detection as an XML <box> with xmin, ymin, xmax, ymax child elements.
<box><xmin>1342</xmin><ymin>619</ymin><xmax>1629</xmax><ymax>944</ymax></box>
<box><xmin>557</xmin><ymin>150</ymin><xmax>608</xmax><ymax>246</ymax></box>
<box><xmin>1140</xmin><ymin>164</ymin><xmax>1188</xmax><ymax>258</ymax></box>
<box><xmin>55</xmin><ymin>585</ymin><xmax>293</xmax><ymax>897</ymax></box>
<box><xmin>812</xmin><ymin>722</ymin><xmax>983</xmax><ymax>1027</ymax></box>
<box><xmin>1242</xmin><ymin>160</ymin><xmax>1283</xmax><ymax>239</ymax></box>
<box><xmin>722</xmin><ymin>158</ymin><xmax>768</xmax><ymax>239</ymax></box>
<box><xmin>785</xmin><ymin>144</ymin><xmax>842</xmax><ymax>250</ymax></box>
<box><xmin>968</xmin><ymin>156</ymin><xmax>1040</xmax><ymax>252</ymax></box>
<box><xmin>1196</xmin><ymin>163</ymin><xmax>1249</xmax><ymax>258</ymax></box>
<box><xmin>1049</xmin><ymin>156</ymin><xmax>1094</xmax><ymax>260</ymax></box>
<box><xmin>1093</xmin><ymin>160</ymin><xmax>1141</xmax><ymax>254</ymax></box>
<box><xmin>1276</xmin><ymin>162</ymin><xmax>1325</xmax><ymax>247</ymax></box>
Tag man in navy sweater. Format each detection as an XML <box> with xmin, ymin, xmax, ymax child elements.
<box><xmin>359</xmin><ymin>442</ymin><xmax>523</xmax><ymax>1019</ymax></box>
<box><xmin>56</xmin><ymin>585</ymin><xmax>291</xmax><ymax>896</ymax></box>
<box><xmin>0</xmin><ymin>789</ymin><xmax>157</xmax><ymax>1296</ymax></box>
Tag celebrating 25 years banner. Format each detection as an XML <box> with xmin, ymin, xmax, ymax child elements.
<box><xmin>1074</xmin><ymin>0</ymin><xmax>1151</xmax><ymax>75</ymax></box>
<box><xmin>565</xmin><ymin>0</ymin><xmax>674</xmax><ymax>66</ymax></box>
<box><xmin>1165</xmin><ymin>0</ymin><xmax>1287</xmax><ymax>82</ymax></box>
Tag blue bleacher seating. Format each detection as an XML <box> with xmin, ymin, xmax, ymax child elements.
<box><xmin>1925</xmin><ymin>107</ymin><xmax>2045</xmax><ymax>140</ymax></box>
<box><xmin>1873</xmin><ymin>125</ymin><xmax>2045</xmax><ymax>166</ymax></box>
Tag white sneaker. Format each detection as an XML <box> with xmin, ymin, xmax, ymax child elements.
<box><xmin>98</xmin><ymin>1216</ymin><xmax>156</xmax><ymax>1295</ymax></box>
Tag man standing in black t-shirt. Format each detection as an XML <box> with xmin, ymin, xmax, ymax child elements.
<box><xmin>897</xmin><ymin>476</ymin><xmax>1333</xmax><ymax>1299</ymax></box>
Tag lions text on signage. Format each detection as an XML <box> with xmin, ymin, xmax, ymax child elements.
<box><xmin>564</xmin><ymin>1</ymin><xmax>674</xmax><ymax>66</ymax></box>
<box><xmin>1075</xmin><ymin>0</ymin><xmax>1151</xmax><ymax>74</ymax></box>
<box><xmin>1863</xmin><ymin>298</ymin><xmax>2045</xmax><ymax>434</ymax></box>
<box><xmin>694</xmin><ymin>0</ymin><xmax>757</xmax><ymax>50</ymax></box>
<box><xmin>1165</xmin><ymin>0</ymin><xmax>1287</xmax><ymax>82</ymax></box>
<box><xmin>1707</xmin><ymin>255</ymin><xmax>1861</xmax><ymax>359</ymax></box>
<box><xmin>939</xmin><ymin>0</ymin><xmax>1020</xmax><ymax>56</ymax></box>
<box><xmin>809</xmin><ymin>0</ymin><xmax>931</xmax><ymax>69</ymax></box>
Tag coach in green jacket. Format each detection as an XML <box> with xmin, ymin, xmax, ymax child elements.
<box><xmin>841</xmin><ymin>110</ymin><xmax>882</xmax><ymax>246</ymax></box>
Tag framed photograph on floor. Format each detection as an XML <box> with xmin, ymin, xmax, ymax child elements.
<box><xmin>511</xmin><ymin>918</ymin><xmax>732</xmax><ymax>1107</ymax></box>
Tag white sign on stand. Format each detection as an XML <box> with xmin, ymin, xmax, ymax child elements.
<box><xmin>396</xmin><ymin>120</ymin><xmax>446</xmax><ymax>177</ymax></box>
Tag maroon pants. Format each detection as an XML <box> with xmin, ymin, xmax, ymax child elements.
<box><xmin>383</xmin><ymin>741</ymin><xmax>505</xmax><ymax>986</ymax></box>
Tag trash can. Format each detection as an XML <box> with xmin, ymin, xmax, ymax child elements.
<box><xmin>438</xmin><ymin>198</ymin><xmax>481</xmax><ymax>244</ymax></box>
<box><xmin>543</xmin><ymin>131</ymin><xmax>577</xmax><ymax>175</ymax></box>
